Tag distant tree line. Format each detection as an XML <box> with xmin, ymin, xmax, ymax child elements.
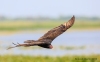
<box><xmin>0</xmin><ymin>15</ymin><xmax>100</xmax><ymax>21</ymax></box>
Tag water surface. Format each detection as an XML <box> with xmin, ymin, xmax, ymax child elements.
<box><xmin>0</xmin><ymin>30</ymin><xmax>100</xmax><ymax>56</ymax></box>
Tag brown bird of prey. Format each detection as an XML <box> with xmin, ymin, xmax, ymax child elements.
<box><xmin>7</xmin><ymin>16</ymin><xmax>75</xmax><ymax>49</ymax></box>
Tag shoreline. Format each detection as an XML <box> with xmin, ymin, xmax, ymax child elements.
<box><xmin>0</xmin><ymin>28</ymin><xmax>100</xmax><ymax>35</ymax></box>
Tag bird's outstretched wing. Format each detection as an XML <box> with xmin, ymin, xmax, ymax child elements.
<box><xmin>38</xmin><ymin>16</ymin><xmax>75</xmax><ymax>42</ymax></box>
<box><xmin>7</xmin><ymin>41</ymin><xmax>48</xmax><ymax>50</ymax></box>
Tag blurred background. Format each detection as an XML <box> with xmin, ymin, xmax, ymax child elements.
<box><xmin>0</xmin><ymin>0</ymin><xmax>100</xmax><ymax>62</ymax></box>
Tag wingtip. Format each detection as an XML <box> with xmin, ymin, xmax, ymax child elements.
<box><xmin>63</xmin><ymin>15</ymin><xmax>75</xmax><ymax>28</ymax></box>
<box><xmin>73</xmin><ymin>15</ymin><xmax>75</xmax><ymax>17</ymax></box>
<box><xmin>72</xmin><ymin>15</ymin><xmax>75</xmax><ymax>20</ymax></box>
<box><xmin>69</xmin><ymin>15</ymin><xmax>75</xmax><ymax>23</ymax></box>
<box><xmin>7</xmin><ymin>47</ymin><xmax>14</xmax><ymax>50</ymax></box>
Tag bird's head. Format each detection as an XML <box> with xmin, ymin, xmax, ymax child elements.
<box><xmin>45</xmin><ymin>41</ymin><xmax>53</xmax><ymax>49</ymax></box>
<box><xmin>48</xmin><ymin>44</ymin><xmax>53</xmax><ymax>49</ymax></box>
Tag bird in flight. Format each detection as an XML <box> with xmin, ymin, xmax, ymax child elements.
<box><xmin>7</xmin><ymin>16</ymin><xmax>75</xmax><ymax>49</ymax></box>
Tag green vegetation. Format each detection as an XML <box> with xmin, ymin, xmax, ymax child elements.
<box><xmin>0</xmin><ymin>55</ymin><xmax>99</xmax><ymax>62</ymax></box>
<box><xmin>0</xmin><ymin>20</ymin><xmax>100</xmax><ymax>31</ymax></box>
<box><xmin>59</xmin><ymin>46</ymin><xmax>86</xmax><ymax>50</ymax></box>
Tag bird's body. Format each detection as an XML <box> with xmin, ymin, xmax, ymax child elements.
<box><xmin>8</xmin><ymin>16</ymin><xmax>75</xmax><ymax>49</ymax></box>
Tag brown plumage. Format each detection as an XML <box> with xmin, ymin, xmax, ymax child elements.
<box><xmin>7</xmin><ymin>16</ymin><xmax>75</xmax><ymax>49</ymax></box>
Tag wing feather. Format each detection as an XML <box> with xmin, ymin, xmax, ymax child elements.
<box><xmin>38</xmin><ymin>16</ymin><xmax>75</xmax><ymax>42</ymax></box>
<box><xmin>7</xmin><ymin>41</ymin><xmax>47</xmax><ymax>49</ymax></box>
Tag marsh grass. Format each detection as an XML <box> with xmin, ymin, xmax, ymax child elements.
<box><xmin>0</xmin><ymin>55</ymin><xmax>99</xmax><ymax>62</ymax></box>
<box><xmin>0</xmin><ymin>20</ymin><xmax>100</xmax><ymax>31</ymax></box>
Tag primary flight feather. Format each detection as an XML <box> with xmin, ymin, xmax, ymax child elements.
<box><xmin>7</xmin><ymin>16</ymin><xmax>75</xmax><ymax>49</ymax></box>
